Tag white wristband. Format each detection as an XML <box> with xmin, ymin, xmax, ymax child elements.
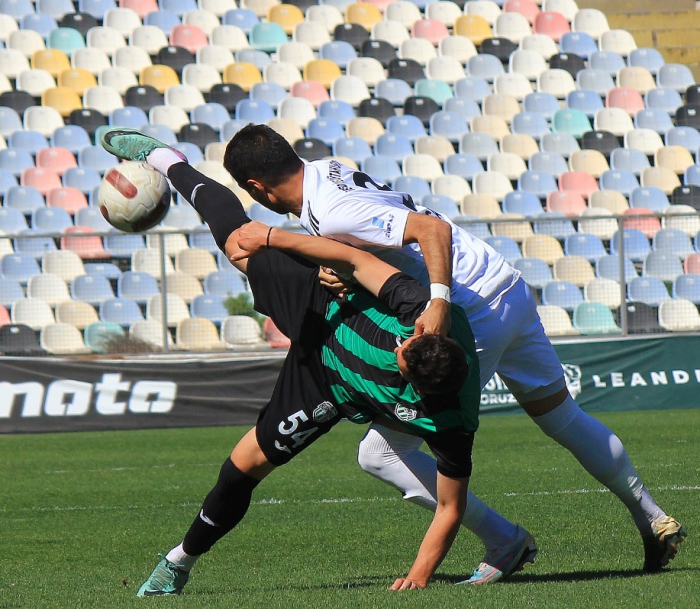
<box><xmin>429</xmin><ymin>283</ymin><xmax>451</xmax><ymax>303</ymax></box>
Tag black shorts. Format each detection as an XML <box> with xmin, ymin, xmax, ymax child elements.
<box><xmin>246</xmin><ymin>250</ymin><xmax>343</xmax><ymax>466</ymax></box>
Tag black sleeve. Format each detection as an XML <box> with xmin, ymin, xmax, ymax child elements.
<box><xmin>424</xmin><ymin>428</ymin><xmax>474</xmax><ymax>479</ymax></box>
<box><xmin>376</xmin><ymin>272</ymin><xmax>430</xmax><ymax>326</ymax></box>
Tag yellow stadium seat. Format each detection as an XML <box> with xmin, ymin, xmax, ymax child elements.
<box><xmin>58</xmin><ymin>68</ymin><xmax>97</xmax><ymax>96</ymax></box>
<box><xmin>223</xmin><ymin>62</ymin><xmax>263</xmax><ymax>92</ymax></box>
<box><xmin>454</xmin><ymin>15</ymin><xmax>493</xmax><ymax>45</ymax></box>
<box><xmin>303</xmin><ymin>58</ymin><xmax>342</xmax><ymax>89</ymax></box>
<box><xmin>31</xmin><ymin>49</ymin><xmax>71</xmax><ymax>77</ymax></box>
<box><xmin>140</xmin><ymin>64</ymin><xmax>180</xmax><ymax>93</ymax></box>
<box><xmin>268</xmin><ymin>4</ymin><xmax>304</xmax><ymax>35</ymax></box>
<box><xmin>42</xmin><ymin>87</ymin><xmax>83</xmax><ymax>117</ymax></box>
<box><xmin>345</xmin><ymin>2</ymin><xmax>383</xmax><ymax>31</ymax></box>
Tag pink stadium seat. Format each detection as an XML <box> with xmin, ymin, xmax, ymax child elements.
<box><xmin>685</xmin><ymin>253</ymin><xmax>700</xmax><ymax>274</ymax></box>
<box><xmin>558</xmin><ymin>171</ymin><xmax>600</xmax><ymax>200</ymax></box>
<box><xmin>46</xmin><ymin>187</ymin><xmax>89</xmax><ymax>215</ymax></box>
<box><xmin>290</xmin><ymin>80</ymin><xmax>330</xmax><ymax>108</ymax></box>
<box><xmin>504</xmin><ymin>0</ymin><xmax>540</xmax><ymax>24</ymax></box>
<box><xmin>546</xmin><ymin>190</ymin><xmax>587</xmax><ymax>216</ymax></box>
<box><xmin>170</xmin><ymin>25</ymin><xmax>209</xmax><ymax>54</ymax></box>
<box><xmin>0</xmin><ymin>305</ymin><xmax>10</xmax><ymax>327</ymax></box>
<box><xmin>35</xmin><ymin>147</ymin><xmax>78</xmax><ymax>177</ymax></box>
<box><xmin>21</xmin><ymin>168</ymin><xmax>62</xmax><ymax>196</ymax></box>
<box><xmin>605</xmin><ymin>87</ymin><xmax>645</xmax><ymax>117</ymax></box>
<box><xmin>532</xmin><ymin>11</ymin><xmax>570</xmax><ymax>42</ymax></box>
<box><xmin>411</xmin><ymin>19</ymin><xmax>450</xmax><ymax>46</ymax></box>
<box><xmin>263</xmin><ymin>317</ymin><xmax>291</xmax><ymax>348</ymax></box>
<box><xmin>121</xmin><ymin>0</ymin><xmax>158</xmax><ymax>18</ymax></box>
<box><xmin>61</xmin><ymin>226</ymin><xmax>110</xmax><ymax>259</ymax></box>
<box><xmin>623</xmin><ymin>207</ymin><xmax>661</xmax><ymax>239</ymax></box>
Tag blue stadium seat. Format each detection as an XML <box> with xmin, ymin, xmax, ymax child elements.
<box><xmin>610</xmin><ymin>229</ymin><xmax>651</xmax><ymax>262</ymax></box>
<box><xmin>644</xmin><ymin>87</ymin><xmax>682</xmax><ymax>115</ymax></box>
<box><xmin>629</xmin><ymin>186</ymin><xmax>669</xmax><ymax>211</ymax></box>
<box><xmin>13</xmin><ymin>229</ymin><xmax>56</xmax><ymax>259</ymax></box>
<box><xmin>523</xmin><ymin>92</ymin><xmax>560</xmax><ymax>121</ymax></box>
<box><xmin>392</xmin><ymin>175</ymin><xmax>431</xmax><ymax>201</ymax></box>
<box><xmin>109</xmin><ymin>106</ymin><xmax>149</xmax><ymax>129</ymax></box>
<box><xmin>141</xmin><ymin>124</ymin><xmax>178</xmax><ymax>144</ymax></box>
<box><xmin>190</xmin><ymin>293</ymin><xmax>229</xmax><ymax>325</ymax></box>
<box><xmin>666</xmin><ymin>126</ymin><xmax>700</xmax><ymax>152</ymax></box>
<box><xmin>159</xmin><ymin>0</ymin><xmax>196</xmax><ymax>16</ymax></box>
<box><xmin>63</xmin><ymin>167</ymin><xmax>102</xmax><ymax>193</ymax></box>
<box><xmin>589</xmin><ymin>50</ymin><xmax>625</xmax><ymax>77</ymax></box>
<box><xmin>220</xmin><ymin>120</ymin><xmax>248</xmax><ymax>143</ymax></box>
<box><xmin>453</xmin><ymin>77</ymin><xmax>491</xmax><ymax>105</ymax></box>
<box><xmin>542</xmin><ymin>281</ymin><xmax>584</xmax><ymax>311</ymax></box>
<box><xmin>191</xmin><ymin>103</ymin><xmax>232</xmax><ymax>132</ymax></box>
<box><xmin>84</xmin><ymin>262</ymin><xmax>122</xmax><ymax>279</ymax></box>
<box><xmin>21</xmin><ymin>13</ymin><xmax>58</xmax><ymax>39</ymax></box>
<box><xmin>485</xmin><ymin>236</ymin><xmax>521</xmax><ymax>264</ymax></box>
<box><xmin>117</xmin><ymin>271</ymin><xmax>159</xmax><ymax>303</ymax></box>
<box><xmin>628</xmin><ymin>47</ymin><xmax>665</xmax><ymax>75</ymax></box>
<box><xmin>9</xmin><ymin>131</ymin><xmax>48</xmax><ymax>156</ymax></box>
<box><xmin>318</xmin><ymin>100</ymin><xmax>356</xmax><ymax>126</ymax></box>
<box><xmin>104</xmin><ymin>233</ymin><xmax>146</xmax><ymax>258</ymax></box>
<box><xmin>467</xmin><ymin>54</ymin><xmax>504</xmax><ymax>83</ymax></box>
<box><xmin>599</xmin><ymin>170</ymin><xmax>640</xmax><ymax>198</ymax></box>
<box><xmin>79</xmin><ymin>0</ymin><xmax>118</xmax><ymax>19</ymax></box>
<box><xmin>51</xmin><ymin>125</ymin><xmax>92</xmax><ymax>154</ymax></box>
<box><xmin>517</xmin><ymin>170</ymin><xmax>558</xmax><ymax>199</ymax></box>
<box><xmin>502</xmin><ymin>191</ymin><xmax>543</xmax><ymax>217</ymax></box>
<box><xmin>0</xmin><ymin>277</ymin><xmax>24</xmax><ymax>308</ymax></box>
<box><xmin>332</xmin><ymin>136</ymin><xmax>372</xmax><ymax>164</ymax></box>
<box><xmin>511</xmin><ymin>112</ymin><xmax>550</xmax><ymax>140</ymax></box>
<box><xmin>429</xmin><ymin>111</ymin><xmax>469</xmax><ymax>142</ymax></box>
<box><xmin>0</xmin><ymin>0</ymin><xmax>34</xmax><ymax>19</ymax></box>
<box><xmin>386</xmin><ymin>115</ymin><xmax>427</xmax><ymax>143</ymax></box>
<box><xmin>31</xmin><ymin>207</ymin><xmax>72</xmax><ymax>233</ymax></box>
<box><xmin>172</xmin><ymin>142</ymin><xmax>204</xmax><ymax>165</ymax></box>
<box><xmin>421</xmin><ymin>194</ymin><xmax>460</xmax><ymax>219</ymax></box>
<box><xmin>361</xmin><ymin>156</ymin><xmax>401</xmax><ymax>185</ymax></box>
<box><xmin>71</xmin><ymin>273</ymin><xmax>116</xmax><ymax>305</ymax></box>
<box><xmin>162</xmin><ymin>205</ymin><xmax>203</xmax><ymax>230</ymax></box>
<box><xmin>222</xmin><ymin>8</ymin><xmax>259</xmax><ymax>33</ymax></box>
<box><xmin>596</xmin><ymin>254</ymin><xmax>639</xmax><ymax>283</ymax></box>
<box><xmin>0</xmin><ymin>108</ymin><xmax>23</xmax><ymax>139</ymax></box>
<box><xmin>319</xmin><ymin>41</ymin><xmax>357</xmax><ymax>70</ymax></box>
<box><xmin>541</xmin><ymin>132</ymin><xmax>581</xmax><ymax>158</ymax></box>
<box><xmin>673</xmin><ymin>274</ymin><xmax>700</xmax><ymax>304</ymax></box>
<box><xmin>444</xmin><ymin>154</ymin><xmax>483</xmax><ymax>181</ymax></box>
<box><xmin>375</xmin><ymin>78</ymin><xmax>413</xmax><ymax>107</ymax></box>
<box><xmin>459</xmin><ymin>132</ymin><xmax>499</xmax><ymax>161</ymax></box>
<box><xmin>0</xmin><ymin>149</ymin><xmax>35</xmax><ymax>177</ymax></box>
<box><xmin>75</xmin><ymin>206</ymin><xmax>112</xmax><ymax>231</ymax></box>
<box><xmin>246</xmin><ymin>203</ymin><xmax>286</xmax><ymax>226</ymax></box>
<box><xmin>513</xmin><ymin>257</ymin><xmax>553</xmax><ymax>289</ymax></box>
<box><xmin>528</xmin><ymin>152</ymin><xmax>569</xmax><ymax>178</ymax></box>
<box><xmin>532</xmin><ymin>212</ymin><xmax>576</xmax><ymax>240</ymax></box>
<box><xmin>236</xmin><ymin>49</ymin><xmax>272</xmax><ymax>71</ymax></box>
<box><xmin>1</xmin><ymin>253</ymin><xmax>40</xmax><ymax>284</ymax></box>
<box><xmin>575</xmin><ymin>69</ymin><xmax>615</xmax><ymax>98</ymax></box>
<box><xmin>684</xmin><ymin>164</ymin><xmax>700</xmax><ymax>187</ymax></box>
<box><xmin>307</xmin><ymin>118</ymin><xmax>345</xmax><ymax>147</ymax></box>
<box><xmin>84</xmin><ymin>143</ymin><xmax>119</xmax><ymax>177</ymax></box>
<box><xmin>0</xmin><ymin>207</ymin><xmax>30</xmax><ymax>233</ymax></box>
<box><xmin>189</xmin><ymin>230</ymin><xmax>218</xmax><ymax>253</ymax></box>
<box><xmin>627</xmin><ymin>276</ymin><xmax>671</xmax><ymax>306</ymax></box>
<box><xmin>99</xmin><ymin>297</ymin><xmax>145</xmax><ymax>327</ymax></box>
<box><xmin>5</xmin><ymin>186</ymin><xmax>45</xmax><ymax>216</ymax></box>
<box><xmin>442</xmin><ymin>97</ymin><xmax>481</xmax><ymax>123</ymax></box>
<box><xmin>559</xmin><ymin>32</ymin><xmax>597</xmax><ymax>59</ymax></box>
<box><xmin>566</xmin><ymin>89</ymin><xmax>604</xmax><ymax>119</ymax></box>
<box><xmin>234</xmin><ymin>99</ymin><xmax>275</xmax><ymax>123</ymax></box>
<box><xmin>610</xmin><ymin>148</ymin><xmax>650</xmax><ymax>176</ymax></box>
<box><xmin>564</xmin><ymin>233</ymin><xmax>607</xmax><ymax>262</ymax></box>
<box><xmin>203</xmin><ymin>270</ymin><xmax>247</xmax><ymax>296</ymax></box>
<box><xmin>374</xmin><ymin>133</ymin><xmax>413</xmax><ymax>162</ymax></box>
<box><xmin>642</xmin><ymin>250</ymin><xmax>684</xmax><ymax>282</ymax></box>
<box><xmin>249</xmin><ymin>82</ymin><xmax>287</xmax><ymax>110</ymax></box>
<box><xmin>634</xmin><ymin>109</ymin><xmax>675</xmax><ymax>135</ymax></box>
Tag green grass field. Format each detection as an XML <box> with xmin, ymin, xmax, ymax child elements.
<box><xmin>2</xmin><ymin>409</ymin><xmax>697</xmax><ymax>609</ymax></box>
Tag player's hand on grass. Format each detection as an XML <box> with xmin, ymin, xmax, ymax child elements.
<box><xmin>230</xmin><ymin>221</ymin><xmax>271</xmax><ymax>261</ymax></box>
<box><xmin>319</xmin><ymin>267</ymin><xmax>353</xmax><ymax>298</ymax></box>
<box><xmin>414</xmin><ymin>298</ymin><xmax>451</xmax><ymax>336</ymax></box>
<box><xmin>389</xmin><ymin>577</ymin><xmax>426</xmax><ymax>591</ymax></box>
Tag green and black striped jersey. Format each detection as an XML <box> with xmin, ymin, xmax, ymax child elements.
<box><xmin>322</xmin><ymin>272</ymin><xmax>481</xmax><ymax>438</ymax></box>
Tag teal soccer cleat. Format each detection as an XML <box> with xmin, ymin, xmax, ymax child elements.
<box><xmin>460</xmin><ymin>525</ymin><xmax>538</xmax><ymax>585</ymax></box>
<box><xmin>100</xmin><ymin>128</ymin><xmax>187</xmax><ymax>164</ymax></box>
<box><xmin>136</xmin><ymin>555</ymin><xmax>190</xmax><ymax>597</ymax></box>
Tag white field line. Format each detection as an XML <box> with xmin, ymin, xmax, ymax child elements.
<box><xmin>3</xmin><ymin>486</ymin><xmax>699</xmax><ymax>515</ymax></box>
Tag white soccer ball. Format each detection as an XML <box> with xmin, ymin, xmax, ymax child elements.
<box><xmin>98</xmin><ymin>162</ymin><xmax>171</xmax><ymax>233</ymax></box>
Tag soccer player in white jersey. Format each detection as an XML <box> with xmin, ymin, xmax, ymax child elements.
<box><xmin>220</xmin><ymin>124</ymin><xmax>687</xmax><ymax>580</ymax></box>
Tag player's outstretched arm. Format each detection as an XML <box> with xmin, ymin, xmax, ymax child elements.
<box><xmin>230</xmin><ymin>222</ymin><xmax>399</xmax><ymax>298</ymax></box>
<box><xmin>390</xmin><ymin>473</ymin><xmax>469</xmax><ymax>590</ymax></box>
<box><xmin>403</xmin><ymin>213</ymin><xmax>454</xmax><ymax>337</ymax></box>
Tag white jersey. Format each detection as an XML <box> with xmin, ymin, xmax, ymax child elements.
<box><xmin>299</xmin><ymin>159</ymin><xmax>520</xmax><ymax>316</ymax></box>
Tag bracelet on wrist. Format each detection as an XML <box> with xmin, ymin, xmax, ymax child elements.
<box><xmin>266</xmin><ymin>226</ymin><xmax>273</xmax><ymax>249</ymax></box>
<box><xmin>429</xmin><ymin>283</ymin><xmax>451</xmax><ymax>303</ymax></box>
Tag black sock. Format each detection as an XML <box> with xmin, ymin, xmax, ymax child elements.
<box><xmin>182</xmin><ymin>458</ymin><xmax>261</xmax><ymax>556</ymax></box>
<box><xmin>166</xmin><ymin>163</ymin><xmax>250</xmax><ymax>252</ymax></box>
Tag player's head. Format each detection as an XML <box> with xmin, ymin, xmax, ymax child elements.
<box><xmin>224</xmin><ymin>124</ymin><xmax>304</xmax><ymax>213</ymax></box>
<box><xmin>395</xmin><ymin>334</ymin><xmax>469</xmax><ymax>396</ymax></box>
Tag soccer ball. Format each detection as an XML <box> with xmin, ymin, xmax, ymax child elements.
<box><xmin>98</xmin><ymin>162</ymin><xmax>171</xmax><ymax>233</ymax></box>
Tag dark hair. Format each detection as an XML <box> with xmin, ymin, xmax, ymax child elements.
<box><xmin>224</xmin><ymin>123</ymin><xmax>304</xmax><ymax>188</ymax></box>
<box><xmin>402</xmin><ymin>334</ymin><xmax>469</xmax><ymax>395</ymax></box>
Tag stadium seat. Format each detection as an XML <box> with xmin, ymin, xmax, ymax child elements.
<box><xmin>573</xmin><ymin>302</ymin><xmax>622</xmax><ymax>335</ymax></box>
<box><xmin>564</xmin><ymin>233</ymin><xmax>607</xmax><ymax>263</ymax></box>
<box><xmin>542</xmin><ymin>280</ymin><xmax>583</xmax><ymax>311</ymax></box>
<box><xmin>584</xmin><ymin>278</ymin><xmax>622</xmax><ymax>310</ymax></box>
<box><xmin>221</xmin><ymin>314</ymin><xmax>268</xmax><ymax>349</ymax></box>
<box><xmin>643</xmin><ymin>250</ymin><xmax>684</xmax><ymax>283</ymax></box>
<box><xmin>537</xmin><ymin>304</ymin><xmax>578</xmax><ymax>336</ymax></box>
<box><xmin>146</xmin><ymin>292</ymin><xmax>190</xmax><ymax>327</ymax></box>
<box><xmin>513</xmin><ymin>257</ymin><xmax>552</xmax><ymax>290</ymax></box>
<box><xmin>627</xmin><ymin>276</ymin><xmax>670</xmax><ymax>307</ymax></box>
<box><xmin>595</xmin><ymin>253</ymin><xmax>638</xmax><ymax>284</ymax></box>
<box><xmin>11</xmin><ymin>297</ymin><xmax>56</xmax><ymax>330</ymax></box>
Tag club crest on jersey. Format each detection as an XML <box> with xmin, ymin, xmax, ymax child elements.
<box><xmin>394</xmin><ymin>403</ymin><xmax>417</xmax><ymax>421</ymax></box>
<box><xmin>371</xmin><ymin>217</ymin><xmax>385</xmax><ymax>229</ymax></box>
<box><xmin>313</xmin><ymin>401</ymin><xmax>338</xmax><ymax>423</ymax></box>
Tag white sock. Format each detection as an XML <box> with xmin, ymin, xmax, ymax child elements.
<box><xmin>147</xmin><ymin>148</ymin><xmax>186</xmax><ymax>175</ymax></box>
<box><xmin>165</xmin><ymin>542</ymin><xmax>200</xmax><ymax>572</ymax></box>
<box><xmin>532</xmin><ymin>395</ymin><xmax>665</xmax><ymax>534</ymax></box>
<box><xmin>358</xmin><ymin>424</ymin><xmax>518</xmax><ymax>549</ymax></box>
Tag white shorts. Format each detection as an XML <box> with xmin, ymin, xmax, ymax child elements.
<box><xmin>470</xmin><ymin>278</ymin><xmax>566</xmax><ymax>403</ymax></box>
